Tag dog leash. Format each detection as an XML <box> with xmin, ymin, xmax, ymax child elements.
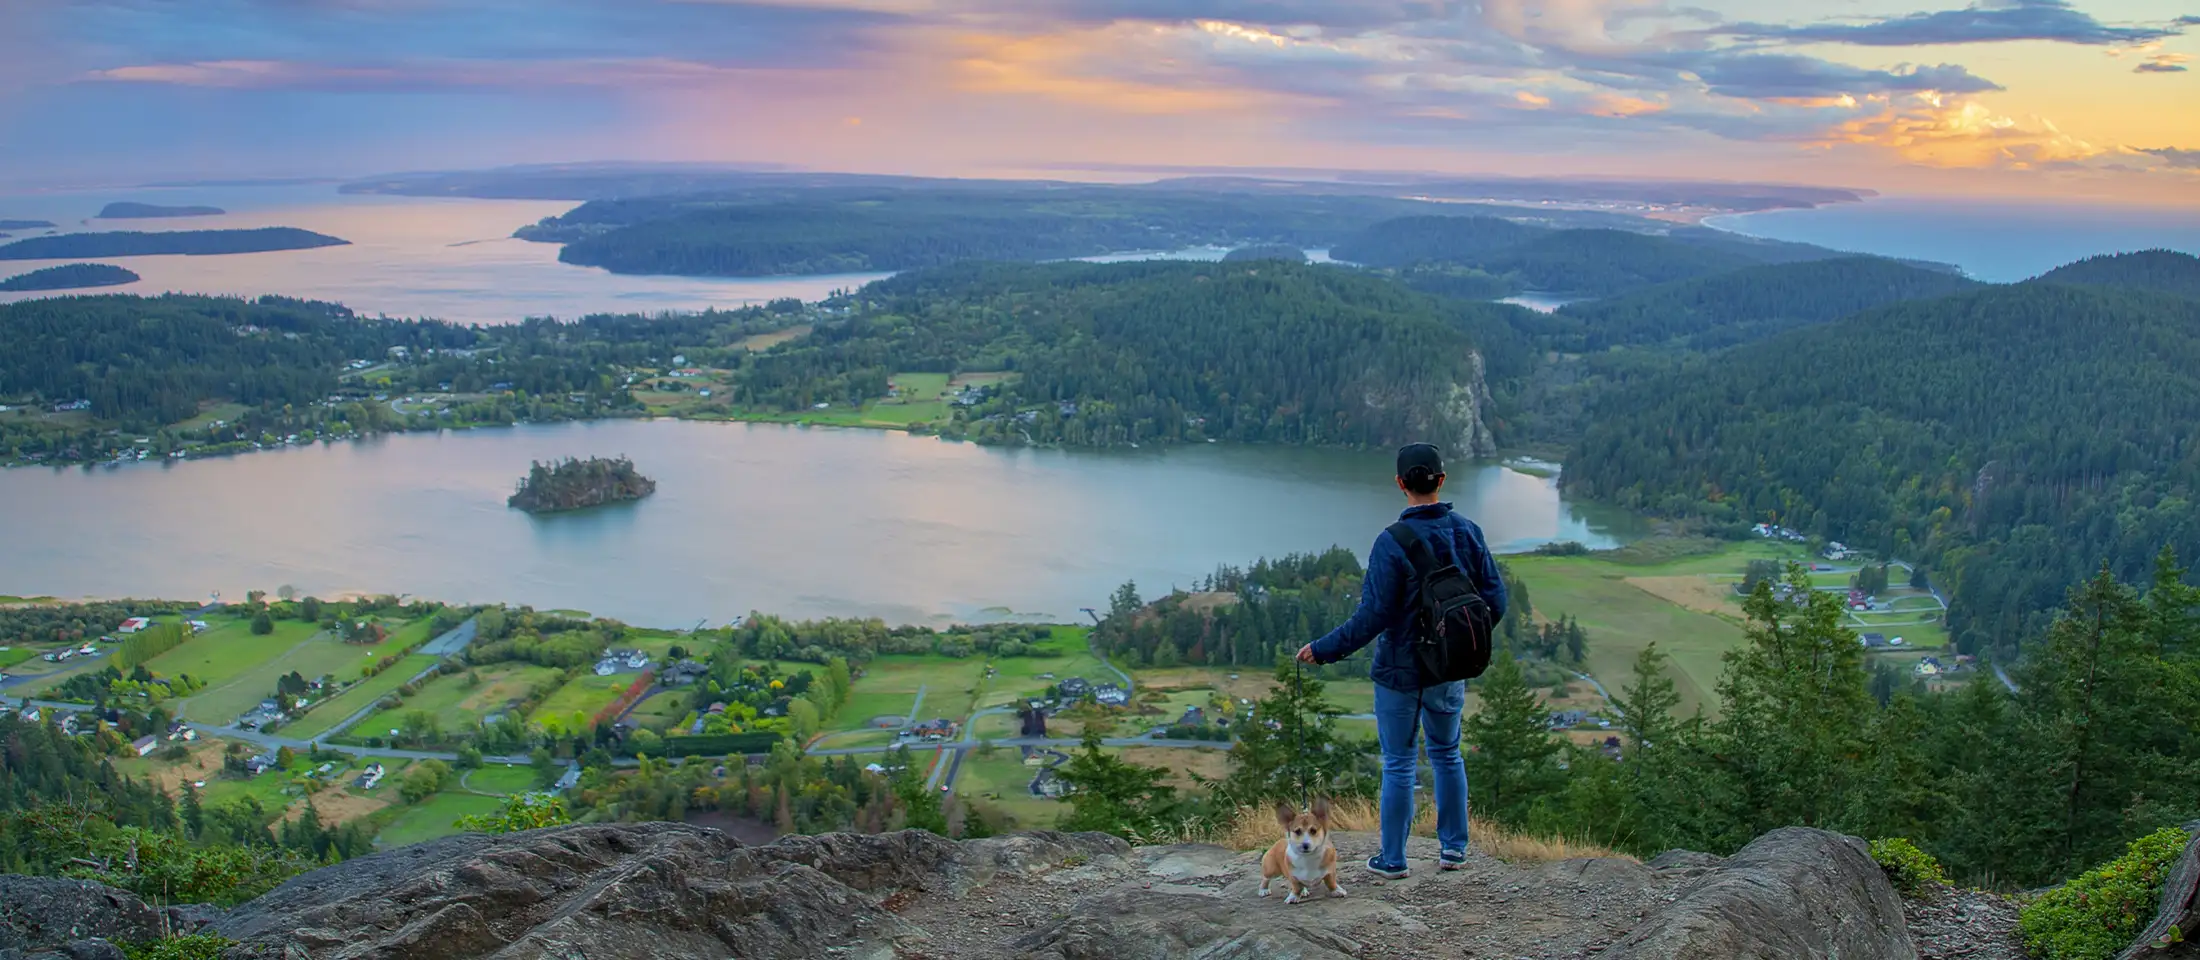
<box><xmin>1293</xmin><ymin>657</ymin><xmax>1309</xmax><ymax>812</ymax></box>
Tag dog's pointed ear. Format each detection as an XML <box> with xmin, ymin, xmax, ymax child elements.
<box><xmin>1311</xmin><ymin>796</ymin><xmax>1331</xmax><ymax>824</ymax></box>
<box><xmin>1275</xmin><ymin>802</ymin><xmax>1296</xmax><ymax>828</ymax></box>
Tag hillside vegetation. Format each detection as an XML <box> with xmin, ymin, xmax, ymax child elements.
<box><xmin>538</xmin><ymin>188</ymin><xmax>1446</xmax><ymax>276</ymax></box>
<box><xmin>1565</xmin><ymin>283</ymin><xmax>2200</xmax><ymax>652</ymax></box>
<box><xmin>751</xmin><ymin>260</ymin><xmax>1517</xmax><ymax>451</ymax></box>
<box><xmin>0</xmin><ymin>227</ymin><xmax>347</xmax><ymax>260</ymax></box>
<box><xmin>0</xmin><ymin>263</ymin><xmax>140</xmax><ymax>292</ymax></box>
<box><xmin>2030</xmin><ymin>249</ymin><xmax>2200</xmax><ymax>299</ymax></box>
<box><xmin>1543</xmin><ymin>257</ymin><xmax>1983</xmax><ymax>351</ymax></box>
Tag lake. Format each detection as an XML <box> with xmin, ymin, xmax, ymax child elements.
<box><xmin>0</xmin><ymin>184</ymin><xmax>889</xmax><ymax>324</ymax></box>
<box><xmin>0</xmin><ymin>420</ymin><xmax>1641</xmax><ymax>627</ymax></box>
<box><xmin>1708</xmin><ymin>196</ymin><xmax>2200</xmax><ymax>283</ymax></box>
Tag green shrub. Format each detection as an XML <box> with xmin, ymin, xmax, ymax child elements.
<box><xmin>1868</xmin><ymin>837</ymin><xmax>1949</xmax><ymax>896</ymax></box>
<box><xmin>2019</xmin><ymin>826</ymin><xmax>2191</xmax><ymax>960</ymax></box>
<box><xmin>124</xmin><ymin>935</ymin><xmax>234</xmax><ymax>960</ymax></box>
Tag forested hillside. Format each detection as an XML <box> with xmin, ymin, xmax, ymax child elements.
<box><xmin>750</xmin><ymin>260</ymin><xmax>1517</xmax><ymax>451</ymax></box>
<box><xmin>2030</xmin><ymin>249</ymin><xmax>2200</xmax><ymax>299</ymax></box>
<box><xmin>1565</xmin><ymin>283</ymin><xmax>2200</xmax><ymax>653</ymax></box>
<box><xmin>1543</xmin><ymin>257</ymin><xmax>1982</xmax><ymax>351</ymax></box>
<box><xmin>539</xmin><ymin>188</ymin><xmax>1447</xmax><ymax>276</ymax></box>
<box><xmin>0</xmin><ymin>263</ymin><xmax>139</xmax><ymax>292</ymax></box>
<box><xmin>1331</xmin><ymin>215</ymin><xmax>1878</xmax><ymax>300</ymax></box>
<box><xmin>0</xmin><ymin>227</ymin><xmax>348</xmax><ymax>260</ymax></box>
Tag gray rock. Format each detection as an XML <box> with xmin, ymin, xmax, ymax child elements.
<box><xmin>0</xmin><ymin>876</ymin><xmax>199</xmax><ymax>954</ymax></box>
<box><xmin>213</xmin><ymin>821</ymin><xmax>1125</xmax><ymax>960</ymax></box>
<box><xmin>59</xmin><ymin>941</ymin><xmax>127</xmax><ymax>960</ymax></box>
<box><xmin>1012</xmin><ymin>886</ymin><xmax>1373</xmax><ymax>960</ymax></box>
<box><xmin>1610</xmin><ymin>827</ymin><xmax>1917</xmax><ymax>960</ymax></box>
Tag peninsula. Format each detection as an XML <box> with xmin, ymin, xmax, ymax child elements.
<box><xmin>97</xmin><ymin>201</ymin><xmax>227</xmax><ymax>219</ymax></box>
<box><xmin>0</xmin><ymin>227</ymin><xmax>348</xmax><ymax>260</ymax></box>
<box><xmin>0</xmin><ymin>220</ymin><xmax>55</xmax><ymax>230</ymax></box>
<box><xmin>0</xmin><ymin>263</ymin><xmax>140</xmax><ymax>291</ymax></box>
<box><xmin>509</xmin><ymin>456</ymin><xmax>657</xmax><ymax>513</ymax></box>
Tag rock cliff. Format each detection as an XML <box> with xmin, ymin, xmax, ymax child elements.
<box><xmin>0</xmin><ymin>821</ymin><xmax>2137</xmax><ymax>960</ymax></box>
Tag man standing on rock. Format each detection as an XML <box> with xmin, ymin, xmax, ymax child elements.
<box><xmin>1298</xmin><ymin>442</ymin><xmax>1506</xmax><ymax>879</ymax></box>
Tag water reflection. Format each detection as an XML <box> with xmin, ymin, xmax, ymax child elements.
<box><xmin>0</xmin><ymin>421</ymin><xmax>1641</xmax><ymax>627</ymax></box>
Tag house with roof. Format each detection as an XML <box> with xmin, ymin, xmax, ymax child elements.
<box><xmin>912</xmin><ymin>718</ymin><xmax>959</xmax><ymax>741</ymax></box>
<box><xmin>1056</xmin><ymin>677</ymin><xmax>1092</xmax><ymax>699</ymax></box>
<box><xmin>1859</xmin><ymin>633</ymin><xmax>1888</xmax><ymax>648</ymax></box>
<box><xmin>132</xmin><ymin>735</ymin><xmax>159</xmax><ymax>757</ymax></box>
<box><xmin>661</xmin><ymin>661</ymin><xmax>710</xmax><ymax>686</ymax></box>
<box><xmin>1178</xmin><ymin>706</ymin><xmax>1206</xmax><ymax>727</ymax></box>
<box><xmin>244</xmin><ymin>754</ymin><xmax>279</xmax><ymax>776</ymax></box>
<box><xmin>117</xmin><ymin>617</ymin><xmax>152</xmax><ymax>634</ymax></box>
<box><xmin>1030</xmin><ymin>767</ymin><xmax>1071</xmax><ymax>798</ymax></box>
<box><xmin>1093</xmin><ymin>684</ymin><xmax>1129</xmax><ymax>707</ymax></box>
<box><xmin>357</xmin><ymin>763</ymin><xmax>386</xmax><ymax>789</ymax></box>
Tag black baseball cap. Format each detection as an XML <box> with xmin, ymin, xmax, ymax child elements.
<box><xmin>1396</xmin><ymin>443</ymin><xmax>1444</xmax><ymax>481</ymax></box>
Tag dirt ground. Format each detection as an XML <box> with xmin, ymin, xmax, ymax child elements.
<box><xmin>1622</xmin><ymin>576</ymin><xmax>1742</xmax><ymax>617</ymax></box>
<box><xmin>283</xmin><ymin>786</ymin><xmax>390</xmax><ymax>827</ymax></box>
<box><xmin>142</xmin><ymin>740</ymin><xmax>232</xmax><ymax>795</ymax></box>
<box><xmin>1120</xmin><ymin>746</ymin><xmax>1231</xmax><ymax>789</ymax></box>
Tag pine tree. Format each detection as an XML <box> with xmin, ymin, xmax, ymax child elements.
<box><xmin>1464</xmin><ymin>648</ymin><xmax>1562</xmax><ymax>824</ymax></box>
<box><xmin>1610</xmin><ymin>643</ymin><xmax>1680</xmax><ymax>753</ymax></box>
<box><xmin>1055</xmin><ymin>728</ymin><xmax>1177</xmax><ymax>839</ymax></box>
<box><xmin>1714</xmin><ymin>564</ymin><xmax>1875</xmax><ymax>834</ymax></box>
<box><xmin>1217</xmin><ymin>660</ymin><xmax>1367</xmax><ymax>807</ymax></box>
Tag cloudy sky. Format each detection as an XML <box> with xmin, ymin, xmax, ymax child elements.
<box><xmin>2</xmin><ymin>0</ymin><xmax>2196</xmax><ymax>201</ymax></box>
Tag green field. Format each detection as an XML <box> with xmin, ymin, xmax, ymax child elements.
<box><xmin>463</xmin><ymin>763</ymin><xmax>542</xmax><ymax>795</ymax></box>
<box><xmin>374</xmin><ymin>791</ymin><xmax>504</xmax><ymax>848</ymax></box>
<box><xmin>835</xmin><ymin>655</ymin><xmax>990</xmax><ymax>731</ymax></box>
<box><xmin>628</xmin><ymin>689</ymin><xmax>692</xmax><ymax>732</ymax></box>
<box><xmin>956</xmin><ymin>753</ymin><xmax>1061</xmax><ymax>829</ymax></box>
<box><xmin>353</xmin><ymin>662</ymin><xmax>563</xmax><ymax>739</ymax></box>
<box><xmin>144</xmin><ymin>616</ymin><xmax>320</xmax><ymax>688</ymax></box>
<box><xmin>975</xmin><ymin>627</ymin><xmax>1107</xmax><ymax>710</ymax></box>
<box><xmin>181</xmin><ymin>620</ymin><xmax>429</xmax><ymax>724</ymax></box>
<box><xmin>199</xmin><ymin>769</ymin><xmax>302</xmax><ymax>818</ymax></box>
<box><xmin>281</xmin><ymin>654</ymin><xmax>441</xmax><ymax>739</ymax></box>
<box><xmin>529</xmin><ymin>672</ymin><xmax>633</xmax><ymax>727</ymax></box>
<box><xmin>1502</xmin><ymin>541</ymin><xmax>1810</xmax><ymax>717</ymax></box>
<box><xmin>0</xmin><ymin>646</ymin><xmax>36</xmax><ymax>669</ymax></box>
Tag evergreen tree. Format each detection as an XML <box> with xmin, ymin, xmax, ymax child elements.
<box><xmin>1216</xmin><ymin>660</ymin><xmax>1370</xmax><ymax>807</ymax></box>
<box><xmin>1463</xmin><ymin>648</ymin><xmax>1563</xmax><ymax>824</ymax></box>
<box><xmin>1713</xmin><ymin>564</ymin><xmax>1875</xmax><ymax>835</ymax></box>
<box><xmin>1055</xmin><ymin>728</ymin><xmax>1178</xmax><ymax>839</ymax></box>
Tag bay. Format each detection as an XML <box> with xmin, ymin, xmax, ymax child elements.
<box><xmin>0</xmin><ymin>184</ymin><xmax>888</xmax><ymax>324</ymax></box>
<box><xmin>1708</xmin><ymin>196</ymin><xmax>2200</xmax><ymax>283</ymax></box>
<box><xmin>0</xmin><ymin>419</ymin><xmax>1641</xmax><ymax>627</ymax></box>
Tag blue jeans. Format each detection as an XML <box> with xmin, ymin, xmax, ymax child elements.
<box><xmin>1372</xmin><ymin>680</ymin><xmax>1470</xmax><ymax>871</ymax></box>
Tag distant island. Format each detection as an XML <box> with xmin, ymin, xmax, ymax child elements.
<box><xmin>509</xmin><ymin>457</ymin><xmax>657</xmax><ymax>514</ymax></box>
<box><xmin>98</xmin><ymin>202</ymin><xmax>226</xmax><ymax>219</ymax></box>
<box><xmin>0</xmin><ymin>263</ymin><xmax>141</xmax><ymax>292</ymax></box>
<box><xmin>1222</xmin><ymin>244</ymin><xmax>1308</xmax><ymax>262</ymax></box>
<box><xmin>0</xmin><ymin>220</ymin><xmax>55</xmax><ymax>231</ymax></box>
<box><xmin>0</xmin><ymin>227</ymin><xmax>348</xmax><ymax>261</ymax></box>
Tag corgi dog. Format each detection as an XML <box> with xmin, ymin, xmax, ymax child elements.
<box><xmin>1259</xmin><ymin>797</ymin><xmax>1345</xmax><ymax>904</ymax></box>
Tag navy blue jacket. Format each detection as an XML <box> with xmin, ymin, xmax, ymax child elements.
<box><xmin>1309</xmin><ymin>502</ymin><xmax>1508</xmax><ymax>692</ymax></box>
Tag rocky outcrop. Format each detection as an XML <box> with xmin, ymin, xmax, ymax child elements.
<box><xmin>1611</xmin><ymin>828</ymin><xmax>1916</xmax><ymax>960</ymax></box>
<box><xmin>0</xmin><ymin>875</ymin><xmax>211</xmax><ymax>960</ymax></box>
<box><xmin>216</xmin><ymin>822</ymin><xmax>1125</xmax><ymax>960</ymax></box>
<box><xmin>7</xmin><ymin>823</ymin><xmax>1938</xmax><ymax>960</ymax></box>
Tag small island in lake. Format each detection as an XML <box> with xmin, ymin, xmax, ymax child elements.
<box><xmin>0</xmin><ymin>220</ymin><xmax>56</xmax><ymax>231</ymax></box>
<box><xmin>98</xmin><ymin>201</ymin><xmax>227</xmax><ymax>219</ymax></box>
<box><xmin>0</xmin><ymin>227</ymin><xmax>349</xmax><ymax>260</ymax></box>
<box><xmin>1222</xmin><ymin>243</ymin><xmax>1309</xmax><ymax>263</ymax></box>
<box><xmin>0</xmin><ymin>263</ymin><xmax>141</xmax><ymax>292</ymax></box>
<box><xmin>509</xmin><ymin>456</ymin><xmax>657</xmax><ymax>514</ymax></box>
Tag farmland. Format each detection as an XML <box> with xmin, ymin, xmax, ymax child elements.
<box><xmin>180</xmin><ymin>619</ymin><xmax>434</xmax><ymax>724</ymax></box>
<box><xmin>281</xmin><ymin>654</ymin><xmax>441</xmax><ymax>739</ymax></box>
<box><xmin>352</xmin><ymin>662</ymin><xmax>563</xmax><ymax>740</ymax></box>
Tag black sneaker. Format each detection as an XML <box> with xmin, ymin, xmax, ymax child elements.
<box><xmin>1438</xmin><ymin>850</ymin><xmax>1468</xmax><ymax>871</ymax></box>
<box><xmin>1364</xmin><ymin>857</ymin><xmax>1409</xmax><ymax>880</ymax></box>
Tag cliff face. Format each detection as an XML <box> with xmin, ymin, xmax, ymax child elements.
<box><xmin>0</xmin><ymin>823</ymin><xmax>1977</xmax><ymax>960</ymax></box>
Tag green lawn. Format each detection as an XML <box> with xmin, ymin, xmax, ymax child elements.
<box><xmin>978</xmin><ymin>627</ymin><xmax>1106</xmax><ymax>709</ymax></box>
<box><xmin>956</xmin><ymin>752</ymin><xmax>1061</xmax><ymax>829</ymax></box>
<box><xmin>181</xmin><ymin>620</ymin><xmax>428</xmax><ymax>724</ymax></box>
<box><xmin>1507</xmin><ymin>551</ymin><xmax>1755</xmax><ymax>717</ymax></box>
<box><xmin>528</xmin><ymin>673</ymin><xmax>632</xmax><ymax>727</ymax></box>
<box><xmin>145</xmin><ymin>616</ymin><xmax>320</xmax><ymax>689</ymax></box>
<box><xmin>281</xmin><ymin>654</ymin><xmax>441</xmax><ymax>739</ymax></box>
<box><xmin>628</xmin><ymin>689</ymin><xmax>693</xmax><ymax>732</ymax></box>
<box><xmin>0</xmin><ymin>646</ymin><xmax>36</xmax><ymax>669</ymax></box>
<box><xmin>199</xmin><ymin>770</ymin><xmax>301</xmax><ymax>819</ymax></box>
<box><xmin>375</xmin><ymin>791</ymin><xmax>505</xmax><ymax>848</ymax></box>
<box><xmin>463</xmin><ymin>763</ymin><xmax>542</xmax><ymax>795</ymax></box>
<box><xmin>843</xmin><ymin>655</ymin><xmax>988</xmax><ymax>722</ymax></box>
<box><xmin>353</xmin><ymin>662</ymin><xmax>563</xmax><ymax>739</ymax></box>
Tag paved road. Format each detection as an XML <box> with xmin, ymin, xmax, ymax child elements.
<box><xmin>903</xmin><ymin>684</ymin><xmax>927</xmax><ymax>728</ymax></box>
<box><xmin>810</xmin><ymin>734</ymin><xmax>1221</xmax><ymax>758</ymax></box>
<box><xmin>310</xmin><ymin>617</ymin><xmax>478</xmax><ymax>743</ymax></box>
<box><xmin>1994</xmin><ymin>664</ymin><xmax>2020</xmax><ymax>693</ymax></box>
<box><xmin>1088</xmin><ymin>633</ymin><xmax>1133</xmax><ymax>694</ymax></box>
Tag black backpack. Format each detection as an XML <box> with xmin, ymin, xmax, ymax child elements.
<box><xmin>1386</xmin><ymin>521</ymin><xmax>1495</xmax><ymax>684</ymax></box>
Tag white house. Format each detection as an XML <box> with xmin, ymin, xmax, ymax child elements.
<box><xmin>117</xmin><ymin>617</ymin><xmax>152</xmax><ymax>634</ymax></box>
<box><xmin>132</xmin><ymin>736</ymin><xmax>159</xmax><ymax>756</ymax></box>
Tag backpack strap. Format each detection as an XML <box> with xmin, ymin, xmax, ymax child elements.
<box><xmin>1387</xmin><ymin>521</ymin><xmax>1439</xmax><ymax>579</ymax></box>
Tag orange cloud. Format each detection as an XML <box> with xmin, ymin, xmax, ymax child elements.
<box><xmin>1588</xmin><ymin>93</ymin><xmax>1665</xmax><ymax>117</ymax></box>
<box><xmin>951</xmin><ymin>26</ymin><xmax>1296</xmax><ymax>114</ymax></box>
<box><xmin>1809</xmin><ymin>93</ymin><xmax>2105</xmax><ymax>169</ymax></box>
<box><xmin>1515</xmin><ymin>90</ymin><xmax>1551</xmax><ymax>108</ymax></box>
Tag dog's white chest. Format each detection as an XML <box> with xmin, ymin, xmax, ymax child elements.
<box><xmin>1286</xmin><ymin>847</ymin><xmax>1329</xmax><ymax>886</ymax></box>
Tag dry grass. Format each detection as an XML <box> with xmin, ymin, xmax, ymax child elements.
<box><xmin>1201</xmin><ymin>799</ymin><xmax>1630</xmax><ymax>865</ymax></box>
<box><xmin>1622</xmin><ymin>575</ymin><xmax>1740</xmax><ymax>617</ymax></box>
<box><xmin>737</xmin><ymin>325</ymin><xmax>811</xmax><ymax>352</ymax></box>
<box><xmin>283</xmin><ymin>787</ymin><xmax>390</xmax><ymax>827</ymax></box>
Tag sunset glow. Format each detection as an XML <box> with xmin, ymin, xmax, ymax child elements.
<box><xmin>1</xmin><ymin>0</ymin><xmax>2194</xmax><ymax>200</ymax></box>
